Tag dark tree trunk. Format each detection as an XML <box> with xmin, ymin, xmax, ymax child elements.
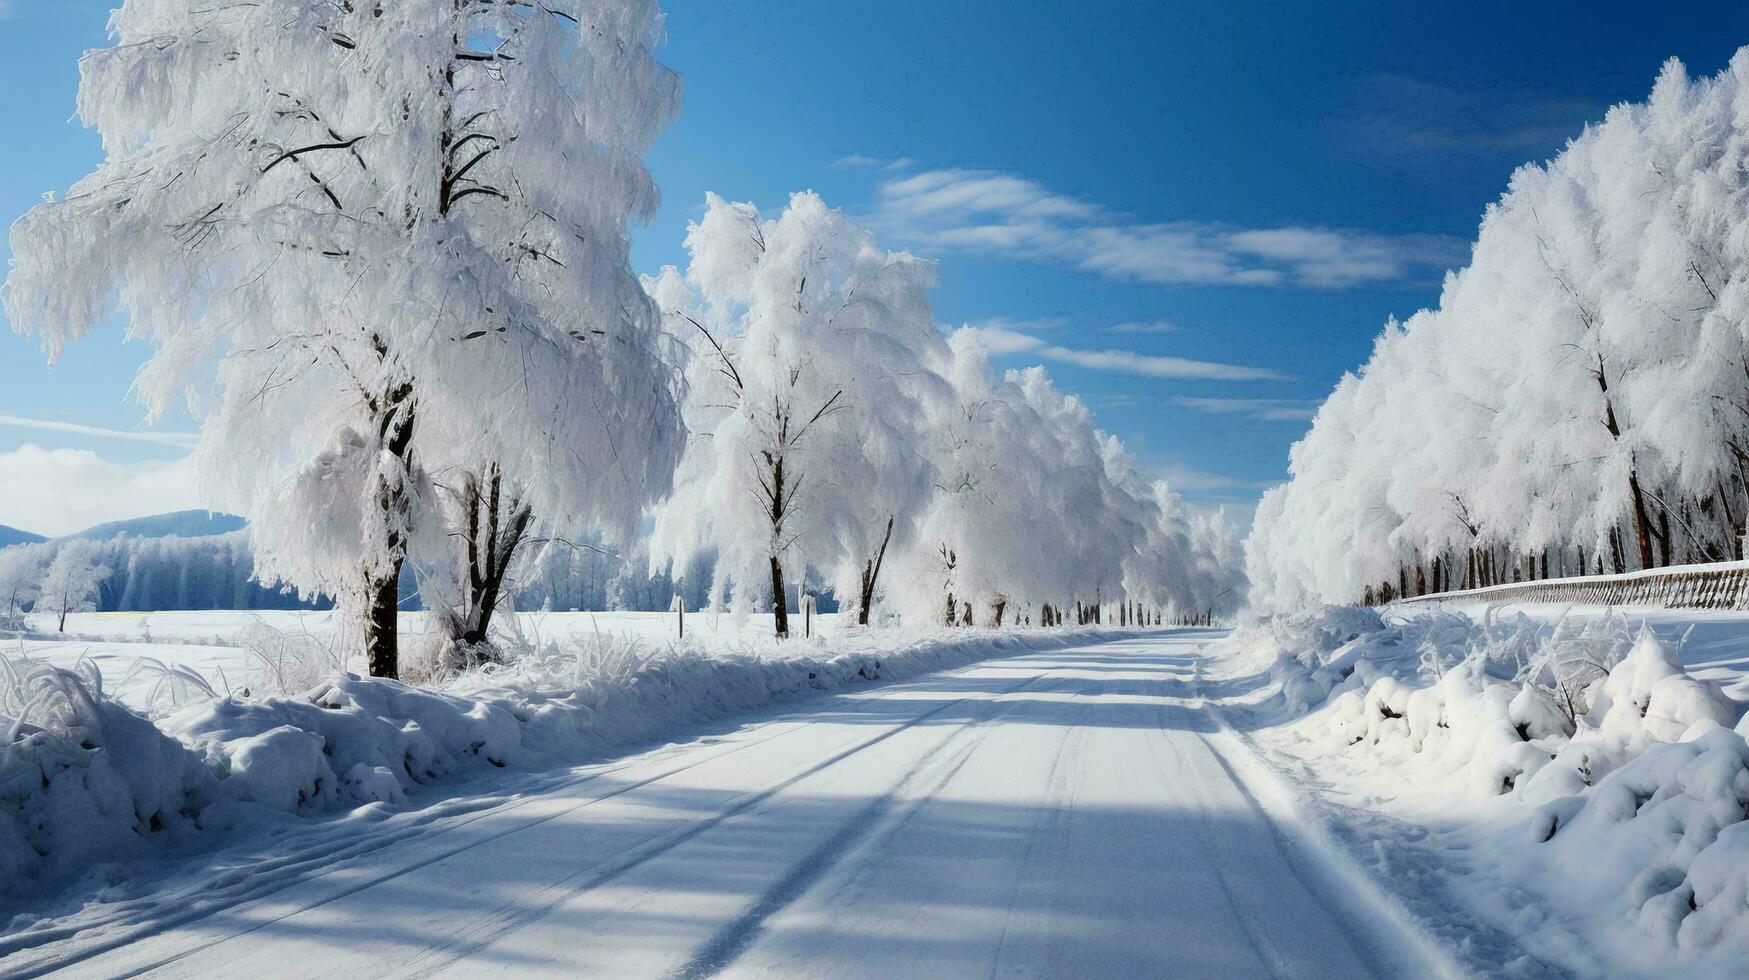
<box><xmin>1720</xmin><ymin>477</ymin><xmax>1742</xmax><ymax>560</ymax></box>
<box><xmin>453</xmin><ymin>465</ymin><xmax>534</xmax><ymax>655</ymax></box>
<box><xmin>771</xmin><ymin>554</ymin><xmax>789</xmax><ymax>638</ymax></box>
<box><xmin>857</xmin><ymin>515</ymin><xmax>895</xmax><ymax>626</ymax></box>
<box><xmin>765</xmin><ymin>447</ymin><xmax>791</xmax><ymax>639</ymax></box>
<box><xmin>364</xmin><ymin>365</ymin><xmax>416</xmax><ymax>679</ymax></box>
<box><xmin>366</xmin><ymin>567</ymin><xmax>402</xmax><ymax>679</ymax></box>
<box><xmin>1656</xmin><ymin>506</ymin><xmax>1672</xmax><ymax>568</ymax></box>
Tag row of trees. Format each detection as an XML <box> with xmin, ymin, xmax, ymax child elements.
<box><xmin>0</xmin><ymin>533</ymin><xmax>328</xmax><ymax>619</ymax></box>
<box><xmin>6</xmin><ymin>0</ymin><xmax>1240</xmax><ymax>676</ymax></box>
<box><xmin>646</xmin><ymin>192</ymin><xmax>1245</xmax><ymax>634</ymax></box>
<box><xmin>1248</xmin><ymin>52</ymin><xmax>1749</xmax><ymax>610</ymax></box>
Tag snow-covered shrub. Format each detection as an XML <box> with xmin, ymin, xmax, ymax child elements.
<box><xmin>0</xmin><ymin>660</ymin><xmax>217</xmax><ymax>884</ymax></box>
<box><xmin>234</xmin><ymin>620</ymin><xmax>345</xmax><ymax>697</ymax></box>
<box><xmin>1248</xmin><ymin>601</ymin><xmax>1749</xmax><ymax>958</ymax></box>
<box><xmin>1533</xmin><ymin>722</ymin><xmax>1749</xmax><ymax>955</ymax></box>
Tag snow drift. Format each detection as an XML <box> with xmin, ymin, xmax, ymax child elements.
<box><xmin>1220</xmin><ymin>605</ymin><xmax>1749</xmax><ymax>961</ymax></box>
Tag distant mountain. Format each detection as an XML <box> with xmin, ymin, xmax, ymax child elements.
<box><xmin>68</xmin><ymin>510</ymin><xmax>247</xmax><ymax>542</ymax></box>
<box><xmin>0</xmin><ymin>524</ymin><xmax>46</xmax><ymax>548</ymax></box>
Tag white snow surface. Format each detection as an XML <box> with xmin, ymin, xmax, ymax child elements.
<box><xmin>1211</xmin><ymin>601</ymin><xmax>1749</xmax><ymax>978</ymax></box>
<box><xmin>0</xmin><ymin>625</ymin><xmax>1463</xmax><ymax>978</ymax></box>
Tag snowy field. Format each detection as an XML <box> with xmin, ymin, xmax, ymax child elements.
<box><xmin>5</xmin><ymin>609</ymin><xmax>844</xmax><ymax>712</ymax></box>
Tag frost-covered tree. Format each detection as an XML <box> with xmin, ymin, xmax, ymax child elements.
<box><xmin>0</xmin><ymin>546</ymin><xmax>44</xmax><ymax>626</ymax></box>
<box><xmin>649</xmin><ymin>192</ymin><xmax>949</xmax><ymax>636</ymax></box>
<box><xmin>39</xmin><ymin>540</ymin><xmax>110</xmax><ymax>632</ymax></box>
<box><xmin>1247</xmin><ymin>49</ymin><xmax>1749</xmax><ymax>609</ymax></box>
<box><xmin>891</xmin><ymin>329</ymin><xmax>1244</xmax><ymax>627</ymax></box>
<box><xmin>6</xmin><ymin>0</ymin><xmax>684</xmax><ymax>676</ymax></box>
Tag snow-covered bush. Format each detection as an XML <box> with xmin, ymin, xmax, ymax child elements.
<box><xmin>234</xmin><ymin>621</ymin><xmax>345</xmax><ymax>697</ymax></box>
<box><xmin>1238</xmin><ymin>603</ymin><xmax>1749</xmax><ymax>959</ymax></box>
<box><xmin>0</xmin><ymin>659</ymin><xmax>218</xmax><ymax>884</ymax></box>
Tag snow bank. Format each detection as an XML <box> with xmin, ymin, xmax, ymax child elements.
<box><xmin>1219</xmin><ymin>605</ymin><xmax>1749</xmax><ymax>961</ymax></box>
<box><xmin>0</xmin><ymin>625</ymin><xmax>1119</xmax><ymax>898</ymax></box>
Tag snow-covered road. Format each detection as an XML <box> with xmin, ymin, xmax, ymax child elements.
<box><xmin>28</xmin><ymin>632</ymin><xmax>1449</xmax><ymax>979</ymax></box>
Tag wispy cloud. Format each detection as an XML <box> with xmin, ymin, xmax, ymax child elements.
<box><xmin>962</xmin><ymin>325</ymin><xmax>1285</xmax><ymax>382</ymax></box>
<box><xmin>832</xmin><ymin>154</ymin><xmax>915</xmax><ymax>172</ymax></box>
<box><xmin>1173</xmin><ymin>396</ymin><xmax>1320</xmax><ymax>422</ymax></box>
<box><xmin>0</xmin><ymin>414</ymin><xmax>197</xmax><ymax>448</ymax></box>
<box><xmin>1102</xmin><ymin>319</ymin><xmax>1180</xmax><ymax>335</ymax></box>
<box><xmin>1346</xmin><ymin>73</ymin><xmax>1601</xmax><ymax>157</ymax></box>
<box><xmin>1148</xmin><ymin>460</ymin><xmax>1269</xmax><ymax>494</ymax></box>
<box><xmin>962</xmin><ymin>315</ymin><xmax>1068</xmax><ymax>335</ymax></box>
<box><xmin>864</xmin><ymin>167</ymin><xmax>1465</xmax><ymax>289</ymax></box>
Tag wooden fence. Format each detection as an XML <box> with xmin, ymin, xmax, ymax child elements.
<box><xmin>1395</xmin><ymin>561</ymin><xmax>1749</xmax><ymax>611</ymax></box>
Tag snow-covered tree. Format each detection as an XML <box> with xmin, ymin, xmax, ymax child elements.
<box><xmin>649</xmin><ymin>192</ymin><xmax>949</xmax><ymax>636</ymax></box>
<box><xmin>1247</xmin><ymin>49</ymin><xmax>1749</xmax><ymax>609</ymax></box>
<box><xmin>39</xmin><ymin>540</ymin><xmax>110</xmax><ymax>632</ymax></box>
<box><xmin>0</xmin><ymin>546</ymin><xmax>44</xmax><ymax>626</ymax></box>
<box><xmin>6</xmin><ymin>0</ymin><xmax>684</xmax><ymax>676</ymax></box>
<box><xmin>891</xmin><ymin>330</ymin><xmax>1244</xmax><ymax>627</ymax></box>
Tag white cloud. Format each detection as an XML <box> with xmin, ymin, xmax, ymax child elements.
<box><xmin>0</xmin><ymin>414</ymin><xmax>197</xmax><ymax>448</ymax></box>
<box><xmin>0</xmin><ymin>444</ymin><xmax>206</xmax><ymax>537</ymax></box>
<box><xmin>1148</xmin><ymin>461</ymin><xmax>1252</xmax><ymax>493</ymax></box>
<box><xmin>862</xmin><ymin>167</ymin><xmax>1463</xmax><ymax>289</ymax></box>
<box><xmin>1035</xmin><ymin>345</ymin><xmax>1284</xmax><ymax>381</ymax></box>
<box><xmin>1102</xmin><ymin>320</ymin><xmax>1180</xmax><ymax>335</ymax></box>
<box><xmin>1173</xmin><ymin>396</ymin><xmax>1320</xmax><ymax>421</ymax></box>
<box><xmin>960</xmin><ymin>325</ymin><xmax>1284</xmax><ymax>381</ymax></box>
<box><xmin>880</xmin><ymin>169</ymin><xmax>1099</xmax><ymax>222</ymax></box>
<box><xmin>832</xmin><ymin>154</ymin><xmax>916</xmax><ymax>172</ymax></box>
<box><xmin>961</xmin><ymin>315</ymin><xmax>1068</xmax><ymax>334</ymax></box>
<box><xmin>965</xmin><ymin>325</ymin><xmax>1048</xmax><ymax>356</ymax></box>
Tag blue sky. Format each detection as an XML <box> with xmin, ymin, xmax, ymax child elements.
<box><xmin>3</xmin><ymin>1</ymin><xmax>1747</xmax><ymax>534</ymax></box>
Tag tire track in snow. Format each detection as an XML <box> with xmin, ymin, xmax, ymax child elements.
<box><xmin>984</xmin><ymin>675</ymin><xmax>1090</xmax><ymax>976</ymax></box>
<box><xmin>673</xmin><ymin>663</ymin><xmax>1090</xmax><ymax>978</ymax></box>
<box><xmin>390</xmin><ymin>661</ymin><xmax>1072</xmax><ymax>979</ymax></box>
